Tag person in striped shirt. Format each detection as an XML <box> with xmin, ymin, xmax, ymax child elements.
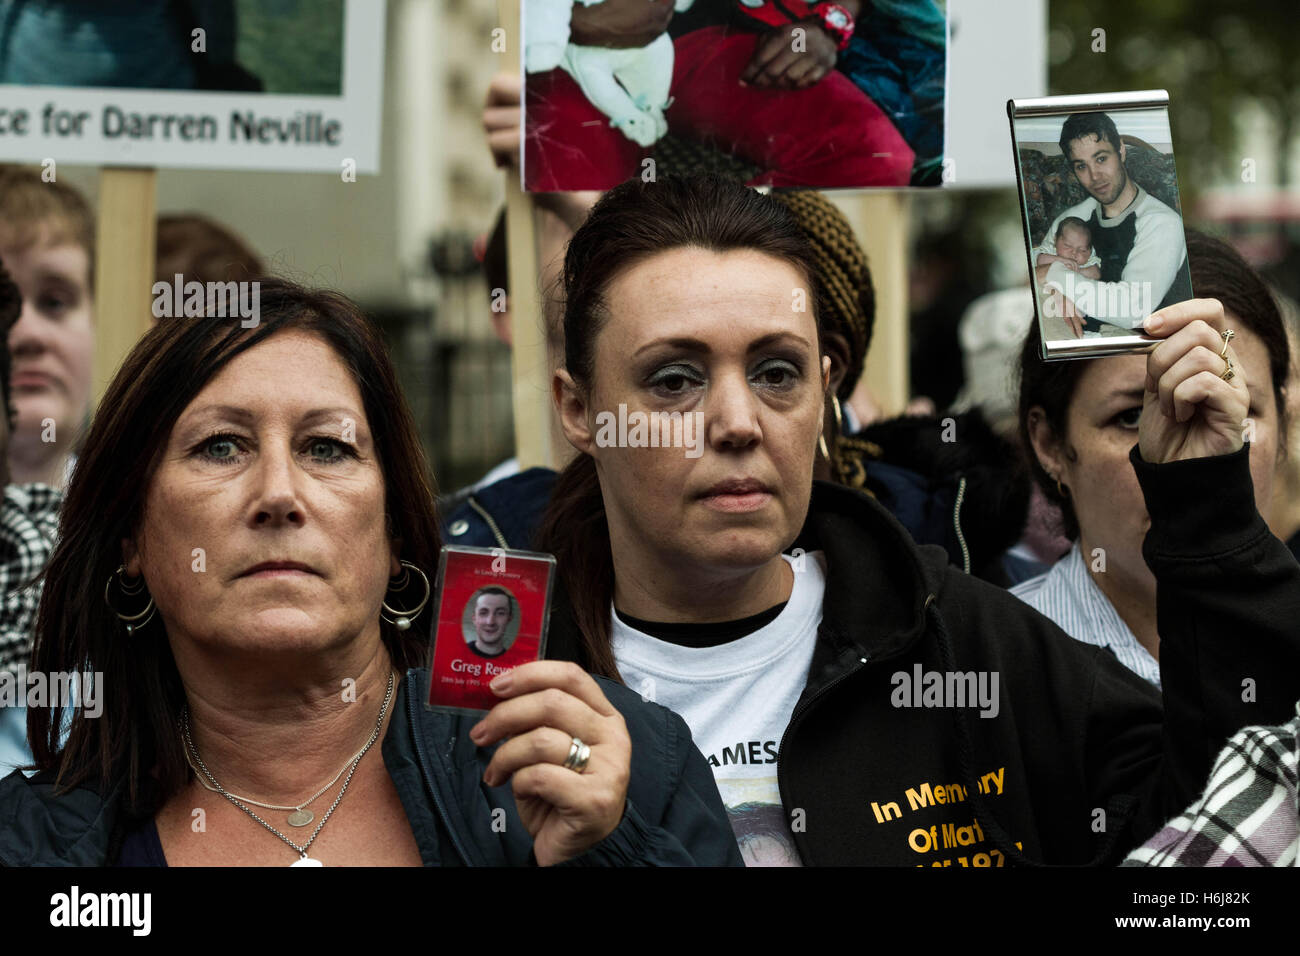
<box><xmin>1011</xmin><ymin>231</ymin><xmax>1293</xmax><ymax>686</ymax></box>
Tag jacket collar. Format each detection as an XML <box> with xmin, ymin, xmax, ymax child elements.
<box><xmin>796</xmin><ymin>479</ymin><xmax>944</xmax><ymax>662</ymax></box>
<box><xmin>0</xmin><ymin>767</ymin><xmax>123</xmax><ymax>866</ymax></box>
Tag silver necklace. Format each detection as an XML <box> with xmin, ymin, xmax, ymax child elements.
<box><xmin>182</xmin><ymin>721</ymin><xmax>373</xmax><ymax>827</ymax></box>
<box><xmin>181</xmin><ymin>670</ymin><xmax>396</xmax><ymax>867</ymax></box>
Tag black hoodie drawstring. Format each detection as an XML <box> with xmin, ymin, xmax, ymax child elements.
<box><xmin>926</xmin><ymin>596</ymin><xmax>1138</xmax><ymax>868</ymax></box>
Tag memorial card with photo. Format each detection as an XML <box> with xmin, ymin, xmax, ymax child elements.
<box><xmin>426</xmin><ymin>546</ymin><xmax>556</xmax><ymax>715</ymax></box>
<box><xmin>522</xmin><ymin>0</ymin><xmax>948</xmax><ymax>190</ymax></box>
<box><xmin>1008</xmin><ymin>90</ymin><xmax>1193</xmax><ymax>359</ymax></box>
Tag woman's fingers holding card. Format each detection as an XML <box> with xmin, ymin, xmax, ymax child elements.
<box><xmin>483</xmin><ymin>725</ymin><xmax>594</xmax><ymax>788</ymax></box>
<box><xmin>488</xmin><ymin>660</ymin><xmax>619</xmax><ymax>717</ymax></box>
<box><xmin>1153</xmin><ymin>338</ymin><xmax>1242</xmax><ymax>421</ymax></box>
<box><xmin>1139</xmin><ymin>298</ymin><xmax>1249</xmax><ymax>463</ymax></box>
<box><xmin>472</xmin><ymin>683</ymin><xmax>608</xmax><ymax>750</ymax></box>
<box><xmin>470</xmin><ymin>660</ymin><xmax>633</xmax><ymax>865</ymax></box>
<box><xmin>1142</xmin><ymin>297</ymin><xmax>1226</xmax><ymax>339</ymax></box>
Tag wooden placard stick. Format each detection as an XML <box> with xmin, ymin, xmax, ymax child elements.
<box><xmin>839</xmin><ymin>191</ymin><xmax>910</xmax><ymax>415</ymax></box>
<box><xmin>499</xmin><ymin>0</ymin><xmax>552</xmax><ymax>470</ymax></box>
<box><xmin>92</xmin><ymin>167</ymin><xmax>157</xmax><ymax>406</ymax></box>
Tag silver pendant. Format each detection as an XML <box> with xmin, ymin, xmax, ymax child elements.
<box><xmin>287</xmin><ymin>809</ymin><xmax>314</xmax><ymax>827</ymax></box>
<box><xmin>291</xmin><ymin>855</ymin><xmax>323</xmax><ymax>867</ymax></box>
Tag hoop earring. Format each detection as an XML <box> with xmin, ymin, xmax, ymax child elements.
<box><xmin>1055</xmin><ymin>477</ymin><xmax>1069</xmax><ymax>499</ymax></box>
<box><xmin>831</xmin><ymin>393</ymin><xmax>845</xmax><ymax>434</ymax></box>
<box><xmin>104</xmin><ymin>565</ymin><xmax>156</xmax><ymax>635</ymax></box>
<box><xmin>381</xmin><ymin>561</ymin><xmax>431</xmax><ymax>632</ymax></box>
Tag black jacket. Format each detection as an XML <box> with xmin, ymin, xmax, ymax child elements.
<box><xmin>546</xmin><ymin>445</ymin><xmax>1300</xmax><ymax>865</ymax></box>
<box><xmin>0</xmin><ymin>669</ymin><xmax>743</xmax><ymax>867</ymax></box>
<box><xmin>851</xmin><ymin>409</ymin><xmax>1032</xmax><ymax>586</ymax></box>
<box><xmin>439</xmin><ymin>467</ymin><xmax>557</xmax><ymax>551</ymax></box>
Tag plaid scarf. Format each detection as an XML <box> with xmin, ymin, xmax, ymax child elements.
<box><xmin>1123</xmin><ymin>704</ymin><xmax>1300</xmax><ymax>867</ymax></box>
<box><xmin>0</xmin><ymin>483</ymin><xmax>62</xmax><ymax>675</ymax></box>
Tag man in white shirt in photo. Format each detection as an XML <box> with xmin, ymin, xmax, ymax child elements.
<box><xmin>1033</xmin><ymin>110</ymin><xmax>1191</xmax><ymax>335</ymax></box>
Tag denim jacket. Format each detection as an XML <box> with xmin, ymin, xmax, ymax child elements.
<box><xmin>0</xmin><ymin>668</ymin><xmax>742</xmax><ymax>867</ymax></box>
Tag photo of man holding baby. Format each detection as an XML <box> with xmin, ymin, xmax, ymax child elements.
<box><xmin>1016</xmin><ymin>107</ymin><xmax>1194</xmax><ymax>344</ymax></box>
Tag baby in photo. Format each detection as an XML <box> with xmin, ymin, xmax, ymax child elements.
<box><xmin>1036</xmin><ymin>216</ymin><xmax>1101</xmax><ymax>278</ymax></box>
<box><xmin>526</xmin><ymin>0</ymin><xmax>695</xmax><ymax>147</ymax></box>
<box><xmin>1036</xmin><ymin>216</ymin><xmax>1113</xmax><ymax>336</ymax></box>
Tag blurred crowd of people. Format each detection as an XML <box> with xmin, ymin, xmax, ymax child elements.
<box><xmin>0</xmin><ymin>34</ymin><xmax>1295</xmax><ymax>870</ymax></box>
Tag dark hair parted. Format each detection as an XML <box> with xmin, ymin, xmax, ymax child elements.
<box><xmin>537</xmin><ymin>175</ymin><xmax>827</xmax><ymax>680</ymax></box>
<box><xmin>1018</xmin><ymin>229</ymin><xmax>1291</xmax><ymax>539</ymax></box>
<box><xmin>28</xmin><ymin>277</ymin><xmax>440</xmax><ymax>812</ymax></box>
<box><xmin>1058</xmin><ymin>111</ymin><xmax>1122</xmax><ymax>160</ymax></box>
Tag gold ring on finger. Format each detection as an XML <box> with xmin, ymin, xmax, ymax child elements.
<box><xmin>1219</xmin><ymin>328</ymin><xmax>1235</xmax><ymax>358</ymax></box>
<box><xmin>1220</xmin><ymin>355</ymin><xmax>1235</xmax><ymax>382</ymax></box>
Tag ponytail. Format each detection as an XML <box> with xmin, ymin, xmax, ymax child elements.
<box><xmin>535</xmin><ymin>453</ymin><xmax>622</xmax><ymax>681</ymax></box>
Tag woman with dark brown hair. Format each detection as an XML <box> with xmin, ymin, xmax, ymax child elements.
<box><xmin>537</xmin><ymin>174</ymin><xmax>1300</xmax><ymax>866</ymax></box>
<box><xmin>0</xmin><ymin>278</ymin><xmax>739</xmax><ymax>866</ymax></box>
<box><xmin>1013</xmin><ymin>230</ymin><xmax>1293</xmax><ymax>685</ymax></box>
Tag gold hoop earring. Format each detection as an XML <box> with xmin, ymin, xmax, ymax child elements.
<box><xmin>831</xmin><ymin>393</ymin><xmax>845</xmax><ymax>434</ymax></box>
<box><xmin>1055</xmin><ymin>477</ymin><xmax>1068</xmax><ymax>499</ymax></box>
<box><xmin>381</xmin><ymin>561</ymin><xmax>431</xmax><ymax>631</ymax></box>
<box><xmin>104</xmin><ymin>565</ymin><xmax>156</xmax><ymax>635</ymax></box>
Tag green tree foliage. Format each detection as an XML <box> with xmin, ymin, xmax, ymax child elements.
<box><xmin>1050</xmin><ymin>0</ymin><xmax>1300</xmax><ymax>191</ymax></box>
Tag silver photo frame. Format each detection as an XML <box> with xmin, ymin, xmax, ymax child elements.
<box><xmin>1008</xmin><ymin>90</ymin><xmax>1194</xmax><ymax>360</ymax></box>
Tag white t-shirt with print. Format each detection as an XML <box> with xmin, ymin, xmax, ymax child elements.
<box><xmin>611</xmin><ymin>550</ymin><xmax>826</xmax><ymax>866</ymax></box>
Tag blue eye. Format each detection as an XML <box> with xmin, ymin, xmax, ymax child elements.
<box><xmin>306</xmin><ymin>436</ymin><xmax>359</xmax><ymax>464</ymax></box>
<box><xmin>195</xmin><ymin>433</ymin><xmax>244</xmax><ymax>464</ymax></box>
<box><xmin>307</xmin><ymin>437</ymin><xmax>354</xmax><ymax>462</ymax></box>
<box><xmin>309</xmin><ymin>438</ymin><xmax>341</xmax><ymax>461</ymax></box>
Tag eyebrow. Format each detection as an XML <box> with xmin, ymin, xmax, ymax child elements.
<box><xmin>33</xmin><ymin>268</ymin><xmax>84</xmax><ymax>289</ymax></box>
<box><xmin>176</xmin><ymin>405</ymin><xmax>365</xmax><ymax>431</ymax></box>
<box><xmin>633</xmin><ymin>331</ymin><xmax>814</xmax><ymax>358</ymax></box>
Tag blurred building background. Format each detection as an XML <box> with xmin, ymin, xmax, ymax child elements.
<box><xmin>58</xmin><ymin>0</ymin><xmax>513</xmax><ymax>492</ymax></box>
<box><xmin>908</xmin><ymin>0</ymin><xmax>1300</xmax><ymax>408</ymax></box>
<box><xmin>47</xmin><ymin>0</ymin><xmax>1300</xmax><ymax>483</ymax></box>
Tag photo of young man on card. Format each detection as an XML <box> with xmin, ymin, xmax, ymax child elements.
<box><xmin>427</xmin><ymin>548</ymin><xmax>555</xmax><ymax>714</ymax></box>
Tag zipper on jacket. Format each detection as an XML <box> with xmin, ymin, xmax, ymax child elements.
<box><xmin>952</xmin><ymin>475</ymin><xmax>970</xmax><ymax>574</ymax></box>
<box><xmin>467</xmin><ymin>496</ymin><xmax>510</xmax><ymax>550</ymax></box>
<box><xmin>776</xmin><ymin>593</ymin><xmax>938</xmax><ymax>864</ymax></box>
<box><xmin>405</xmin><ymin>671</ymin><xmax>475</xmax><ymax>865</ymax></box>
<box><xmin>776</xmin><ymin>642</ymin><xmax>870</xmax><ymax>865</ymax></box>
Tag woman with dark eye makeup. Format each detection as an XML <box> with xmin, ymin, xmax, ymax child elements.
<box><xmin>1013</xmin><ymin>230</ymin><xmax>1293</xmax><ymax>687</ymax></box>
<box><xmin>537</xmin><ymin>176</ymin><xmax>1300</xmax><ymax>867</ymax></box>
